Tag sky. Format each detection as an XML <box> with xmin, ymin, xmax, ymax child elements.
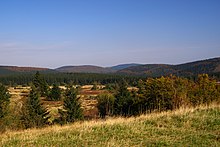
<box><xmin>0</xmin><ymin>0</ymin><xmax>220</xmax><ymax>68</ymax></box>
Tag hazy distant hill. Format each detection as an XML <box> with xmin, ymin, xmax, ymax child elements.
<box><xmin>110</xmin><ymin>63</ymin><xmax>142</xmax><ymax>70</ymax></box>
<box><xmin>1</xmin><ymin>57</ymin><xmax>219</xmax><ymax>77</ymax></box>
<box><xmin>0</xmin><ymin>66</ymin><xmax>54</xmax><ymax>75</ymax></box>
<box><xmin>117</xmin><ymin>64</ymin><xmax>176</xmax><ymax>77</ymax></box>
<box><xmin>118</xmin><ymin>57</ymin><xmax>220</xmax><ymax>77</ymax></box>
<box><xmin>55</xmin><ymin>65</ymin><xmax>116</xmax><ymax>73</ymax></box>
<box><xmin>56</xmin><ymin>64</ymin><xmax>143</xmax><ymax>73</ymax></box>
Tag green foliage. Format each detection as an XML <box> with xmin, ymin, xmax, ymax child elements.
<box><xmin>114</xmin><ymin>80</ymin><xmax>134</xmax><ymax>116</ymax></box>
<box><xmin>197</xmin><ymin>74</ymin><xmax>219</xmax><ymax>104</ymax></box>
<box><xmin>97</xmin><ymin>93</ymin><xmax>115</xmax><ymax>118</ymax></box>
<box><xmin>91</xmin><ymin>81</ymin><xmax>98</xmax><ymax>90</ymax></box>
<box><xmin>33</xmin><ymin>71</ymin><xmax>49</xmax><ymax>96</ymax></box>
<box><xmin>139</xmin><ymin>76</ymin><xmax>188</xmax><ymax>112</ymax></box>
<box><xmin>188</xmin><ymin>74</ymin><xmax>220</xmax><ymax>106</ymax></box>
<box><xmin>0</xmin><ymin>72</ymin><xmax>142</xmax><ymax>86</ymax></box>
<box><xmin>0</xmin><ymin>84</ymin><xmax>10</xmax><ymax>119</ymax></box>
<box><xmin>1</xmin><ymin>73</ymin><xmax>220</xmax><ymax>132</ymax></box>
<box><xmin>0</xmin><ymin>84</ymin><xmax>10</xmax><ymax>132</ymax></box>
<box><xmin>48</xmin><ymin>84</ymin><xmax>61</xmax><ymax>101</ymax></box>
<box><xmin>111</xmin><ymin>75</ymin><xmax>219</xmax><ymax>116</ymax></box>
<box><xmin>58</xmin><ymin>86</ymin><xmax>83</xmax><ymax>124</ymax></box>
<box><xmin>20</xmin><ymin>86</ymin><xmax>50</xmax><ymax>128</ymax></box>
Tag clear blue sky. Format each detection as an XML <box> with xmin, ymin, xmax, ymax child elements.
<box><xmin>0</xmin><ymin>0</ymin><xmax>219</xmax><ymax>68</ymax></box>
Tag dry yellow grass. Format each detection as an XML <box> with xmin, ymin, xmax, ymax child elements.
<box><xmin>1</xmin><ymin>103</ymin><xmax>220</xmax><ymax>146</ymax></box>
<box><xmin>7</xmin><ymin>86</ymin><xmax>100</xmax><ymax>119</ymax></box>
<box><xmin>4</xmin><ymin>86</ymin><xmax>220</xmax><ymax>146</ymax></box>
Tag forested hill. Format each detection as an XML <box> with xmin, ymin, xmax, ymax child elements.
<box><xmin>0</xmin><ymin>57</ymin><xmax>219</xmax><ymax>77</ymax></box>
<box><xmin>55</xmin><ymin>64</ymin><xmax>141</xmax><ymax>73</ymax></box>
<box><xmin>0</xmin><ymin>66</ymin><xmax>54</xmax><ymax>75</ymax></box>
<box><xmin>117</xmin><ymin>57</ymin><xmax>220</xmax><ymax>77</ymax></box>
<box><xmin>55</xmin><ymin>65</ymin><xmax>115</xmax><ymax>73</ymax></box>
<box><xmin>110</xmin><ymin>63</ymin><xmax>142</xmax><ymax>70</ymax></box>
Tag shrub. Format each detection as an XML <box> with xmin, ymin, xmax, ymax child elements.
<box><xmin>97</xmin><ymin>93</ymin><xmax>115</xmax><ymax>118</ymax></box>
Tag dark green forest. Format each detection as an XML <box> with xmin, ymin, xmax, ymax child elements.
<box><xmin>0</xmin><ymin>72</ymin><xmax>144</xmax><ymax>86</ymax></box>
<box><xmin>0</xmin><ymin>71</ymin><xmax>219</xmax><ymax>87</ymax></box>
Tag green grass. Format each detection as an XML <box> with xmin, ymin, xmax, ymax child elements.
<box><xmin>1</xmin><ymin>104</ymin><xmax>220</xmax><ymax>146</ymax></box>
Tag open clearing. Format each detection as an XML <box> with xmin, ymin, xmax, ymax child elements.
<box><xmin>8</xmin><ymin>85</ymin><xmax>105</xmax><ymax>120</ymax></box>
<box><xmin>1</xmin><ymin>104</ymin><xmax>220</xmax><ymax>146</ymax></box>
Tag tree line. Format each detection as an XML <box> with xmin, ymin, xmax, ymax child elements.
<box><xmin>0</xmin><ymin>72</ymin><xmax>219</xmax><ymax>132</ymax></box>
<box><xmin>0</xmin><ymin>72</ymin><xmax>142</xmax><ymax>86</ymax></box>
<box><xmin>97</xmin><ymin>74</ymin><xmax>220</xmax><ymax>118</ymax></box>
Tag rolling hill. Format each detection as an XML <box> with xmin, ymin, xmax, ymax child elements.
<box><xmin>117</xmin><ymin>57</ymin><xmax>220</xmax><ymax>77</ymax></box>
<box><xmin>55</xmin><ymin>65</ymin><xmax>116</xmax><ymax>73</ymax></box>
<box><xmin>55</xmin><ymin>64</ymin><xmax>141</xmax><ymax>73</ymax></box>
<box><xmin>0</xmin><ymin>66</ymin><xmax>54</xmax><ymax>75</ymax></box>
<box><xmin>1</xmin><ymin>57</ymin><xmax>219</xmax><ymax>77</ymax></box>
<box><xmin>110</xmin><ymin>63</ymin><xmax>142</xmax><ymax>70</ymax></box>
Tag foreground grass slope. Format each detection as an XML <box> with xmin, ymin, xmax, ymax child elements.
<box><xmin>1</xmin><ymin>104</ymin><xmax>220</xmax><ymax>146</ymax></box>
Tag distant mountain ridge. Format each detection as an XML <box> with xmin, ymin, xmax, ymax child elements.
<box><xmin>118</xmin><ymin>57</ymin><xmax>220</xmax><ymax>77</ymax></box>
<box><xmin>0</xmin><ymin>66</ymin><xmax>53</xmax><ymax>75</ymax></box>
<box><xmin>55</xmin><ymin>64</ymin><xmax>141</xmax><ymax>73</ymax></box>
<box><xmin>55</xmin><ymin>65</ymin><xmax>115</xmax><ymax>73</ymax></box>
<box><xmin>0</xmin><ymin>57</ymin><xmax>219</xmax><ymax>77</ymax></box>
<box><xmin>110</xmin><ymin>63</ymin><xmax>142</xmax><ymax>70</ymax></box>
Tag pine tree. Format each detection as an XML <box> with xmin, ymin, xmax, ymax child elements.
<box><xmin>58</xmin><ymin>86</ymin><xmax>83</xmax><ymax>124</ymax></box>
<box><xmin>48</xmin><ymin>84</ymin><xmax>61</xmax><ymax>101</ymax></box>
<box><xmin>0</xmin><ymin>84</ymin><xmax>10</xmax><ymax>119</ymax></box>
<box><xmin>114</xmin><ymin>80</ymin><xmax>133</xmax><ymax>116</ymax></box>
<box><xmin>33</xmin><ymin>71</ymin><xmax>41</xmax><ymax>88</ymax></box>
<box><xmin>21</xmin><ymin>86</ymin><xmax>49</xmax><ymax>128</ymax></box>
<box><xmin>33</xmin><ymin>71</ymin><xmax>49</xmax><ymax>96</ymax></box>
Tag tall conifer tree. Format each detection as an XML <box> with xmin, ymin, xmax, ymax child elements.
<box><xmin>58</xmin><ymin>86</ymin><xmax>83</xmax><ymax>124</ymax></box>
<box><xmin>21</xmin><ymin>86</ymin><xmax>49</xmax><ymax>128</ymax></box>
<box><xmin>0</xmin><ymin>84</ymin><xmax>10</xmax><ymax>119</ymax></box>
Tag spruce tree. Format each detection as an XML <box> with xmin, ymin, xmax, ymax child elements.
<box><xmin>0</xmin><ymin>84</ymin><xmax>10</xmax><ymax>119</ymax></box>
<box><xmin>48</xmin><ymin>84</ymin><xmax>61</xmax><ymax>101</ymax></box>
<box><xmin>114</xmin><ymin>80</ymin><xmax>133</xmax><ymax>116</ymax></box>
<box><xmin>33</xmin><ymin>71</ymin><xmax>49</xmax><ymax>96</ymax></box>
<box><xmin>58</xmin><ymin>86</ymin><xmax>83</xmax><ymax>124</ymax></box>
<box><xmin>21</xmin><ymin>86</ymin><xmax>49</xmax><ymax>128</ymax></box>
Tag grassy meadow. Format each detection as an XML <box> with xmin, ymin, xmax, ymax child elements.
<box><xmin>7</xmin><ymin>85</ymin><xmax>102</xmax><ymax>121</ymax></box>
<box><xmin>1</xmin><ymin>103</ymin><xmax>219</xmax><ymax>146</ymax></box>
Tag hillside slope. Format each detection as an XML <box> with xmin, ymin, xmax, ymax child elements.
<box><xmin>1</xmin><ymin>57</ymin><xmax>220</xmax><ymax>76</ymax></box>
<box><xmin>55</xmin><ymin>64</ymin><xmax>142</xmax><ymax>74</ymax></box>
<box><xmin>118</xmin><ymin>57</ymin><xmax>220</xmax><ymax>77</ymax></box>
<box><xmin>56</xmin><ymin>65</ymin><xmax>116</xmax><ymax>73</ymax></box>
<box><xmin>0</xmin><ymin>66</ymin><xmax>54</xmax><ymax>75</ymax></box>
<box><xmin>1</xmin><ymin>104</ymin><xmax>219</xmax><ymax>146</ymax></box>
<box><xmin>110</xmin><ymin>63</ymin><xmax>142</xmax><ymax>70</ymax></box>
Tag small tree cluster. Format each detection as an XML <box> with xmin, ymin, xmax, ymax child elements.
<box><xmin>20</xmin><ymin>86</ymin><xmax>49</xmax><ymax>128</ymax></box>
<box><xmin>189</xmin><ymin>74</ymin><xmax>220</xmax><ymax>106</ymax></box>
<box><xmin>57</xmin><ymin>86</ymin><xmax>83</xmax><ymax>124</ymax></box>
<box><xmin>97</xmin><ymin>93</ymin><xmax>114</xmax><ymax>118</ymax></box>
<box><xmin>113</xmin><ymin>80</ymin><xmax>133</xmax><ymax>116</ymax></box>
<box><xmin>47</xmin><ymin>84</ymin><xmax>62</xmax><ymax>101</ymax></box>
<box><xmin>0</xmin><ymin>84</ymin><xmax>10</xmax><ymax>132</ymax></box>
<box><xmin>33</xmin><ymin>71</ymin><xmax>49</xmax><ymax>97</ymax></box>
<box><xmin>0</xmin><ymin>84</ymin><xmax>10</xmax><ymax>119</ymax></box>
<box><xmin>98</xmin><ymin>74</ymin><xmax>220</xmax><ymax>117</ymax></box>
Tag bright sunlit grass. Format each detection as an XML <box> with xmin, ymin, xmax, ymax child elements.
<box><xmin>1</xmin><ymin>103</ymin><xmax>220</xmax><ymax>146</ymax></box>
